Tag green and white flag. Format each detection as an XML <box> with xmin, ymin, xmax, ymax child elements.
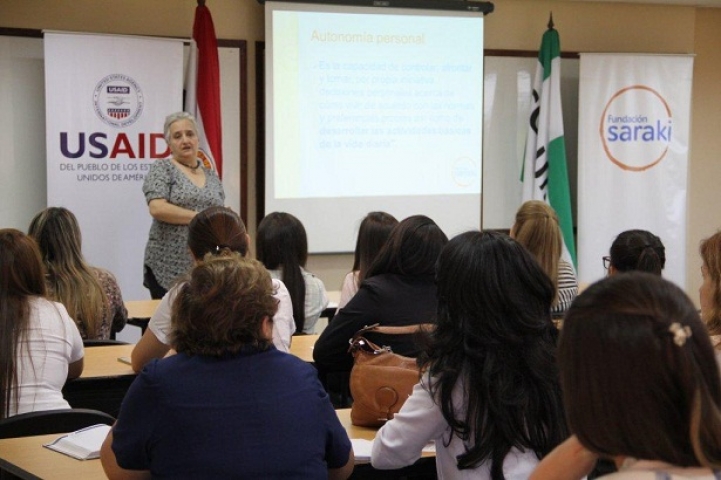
<box><xmin>522</xmin><ymin>25</ymin><xmax>577</xmax><ymax>267</ymax></box>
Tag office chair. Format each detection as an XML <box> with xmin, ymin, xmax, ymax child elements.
<box><xmin>0</xmin><ymin>408</ymin><xmax>114</xmax><ymax>439</ymax></box>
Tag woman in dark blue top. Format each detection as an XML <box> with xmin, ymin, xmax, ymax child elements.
<box><xmin>101</xmin><ymin>255</ymin><xmax>353</xmax><ymax>480</ymax></box>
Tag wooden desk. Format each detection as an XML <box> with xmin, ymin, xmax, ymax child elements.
<box><xmin>289</xmin><ymin>334</ymin><xmax>318</xmax><ymax>363</ymax></box>
<box><xmin>0</xmin><ymin>433</ymin><xmax>106</xmax><ymax>480</ymax></box>
<box><xmin>0</xmin><ymin>409</ymin><xmax>432</xmax><ymax>480</ymax></box>
<box><xmin>124</xmin><ymin>299</ymin><xmax>160</xmax><ymax>335</ymax></box>
<box><xmin>124</xmin><ymin>299</ymin><xmax>160</xmax><ymax>320</ymax></box>
<box><xmin>63</xmin><ymin>337</ymin><xmax>316</xmax><ymax>416</ymax></box>
<box><xmin>63</xmin><ymin>345</ymin><xmax>137</xmax><ymax>417</ymax></box>
<box><xmin>80</xmin><ymin>344</ymin><xmax>135</xmax><ymax>379</ymax></box>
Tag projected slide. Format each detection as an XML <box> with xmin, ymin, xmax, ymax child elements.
<box><xmin>272</xmin><ymin>9</ymin><xmax>483</xmax><ymax>199</ymax></box>
<box><xmin>266</xmin><ymin>2</ymin><xmax>484</xmax><ymax>252</ymax></box>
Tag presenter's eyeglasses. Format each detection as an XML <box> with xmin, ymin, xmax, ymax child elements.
<box><xmin>602</xmin><ymin>256</ymin><xmax>611</xmax><ymax>270</ymax></box>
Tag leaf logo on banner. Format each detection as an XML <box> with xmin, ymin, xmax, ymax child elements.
<box><xmin>599</xmin><ymin>85</ymin><xmax>672</xmax><ymax>172</ymax></box>
<box><xmin>92</xmin><ymin>74</ymin><xmax>145</xmax><ymax>128</ymax></box>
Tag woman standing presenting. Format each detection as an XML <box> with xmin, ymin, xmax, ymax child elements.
<box><xmin>142</xmin><ymin>112</ymin><xmax>224</xmax><ymax>298</ymax></box>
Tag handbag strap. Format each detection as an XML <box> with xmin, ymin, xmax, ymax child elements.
<box><xmin>348</xmin><ymin>323</ymin><xmax>434</xmax><ymax>354</ymax></box>
<box><xmin>353</xmin><ymin>323</ymin><xmax>434</xmax><ymax>339</ymax></box>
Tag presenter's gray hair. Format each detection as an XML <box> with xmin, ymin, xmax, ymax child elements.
<box><xmin>163</xmin><ymin>112</ymin><xmax>199</xmax><ymax>143</ymax></box>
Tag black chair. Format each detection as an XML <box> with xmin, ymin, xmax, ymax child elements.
<box><xmin>0</xmin><ymin>408</ymin><xmax>114</xmax><ymax>439</ymax></box>
<box><xmin>83</xmin><ymin>339</ymin><xmax>130</xmax><ymax>347</ymax></box>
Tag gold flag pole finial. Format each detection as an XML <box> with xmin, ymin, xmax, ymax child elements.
<box><xmin>548</xmin><ymin>12</ymin><xmax>554</xmax><ymax>29</ymax></box>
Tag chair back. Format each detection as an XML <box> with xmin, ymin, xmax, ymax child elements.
<box><xmin>0</xmin><ymin>408</ymin><xmax>114</xmax><ymax>439</ymax></box>
<box><xmin>83</xmin><ymin>339</ymin><xmax>130</xmax><ymax>347</ymax></box>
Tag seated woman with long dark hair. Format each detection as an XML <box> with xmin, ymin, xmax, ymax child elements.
<box><xmin>338</xmin><ymin>211</ymin><xmax>398</xmax><ymax>309</ymax></box>
<box><xmin>0</xmin><ymin>229</ymin><xmax>84</xmax><ymax>419</ymax></box>
<box><xmin>531</xmin><ymin>272</ymin><xmax>721</xmax><ymax>480</ymax></box>
<box><xmin>313</xmin><ymin>214</ymin><xmax>448</xmax><ymax>376</ymax></box>
<box><xmin>257</xmin><ymin>212</ymin><xmax>328</xmax><ymax>334</ymax></box>
<box><xmin>102</xmin><ymin>255</ymin><xmax>353</xmax><ymax>479</ymax></box>
<box><xmin>371</xmin><ymin>231</ymin><xmax>567</xmax><ymax>479</ymax></box>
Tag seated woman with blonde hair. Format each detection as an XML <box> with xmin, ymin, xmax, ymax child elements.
<box><xmin>512</xmin><ymin>200</ymin><xmax>578</xmax><ymax>315</ymax></box>
<box><xmin>28</xmin><ymin>207</ymin><xmax>127</xmax><ymax>340</ymax></box>
<box><xmin>101</xmin><ymin>255</ymin><xmax>353</xmax><ymax>479</ymax></box>
<box><xmin>531</xmin><ymin>272</ymin><xmax>721</xmax><ymax>480</ymax></box>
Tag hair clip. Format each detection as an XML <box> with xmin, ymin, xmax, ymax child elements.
<box><xmin>668</xmin><ymin>322</ymin><xmax>692</xmax><ymax>347</ymax></box>
<box><xmin>215</xmin><ymin>245</ymin><xmax>221</xmax><ymax>253</ymax></box>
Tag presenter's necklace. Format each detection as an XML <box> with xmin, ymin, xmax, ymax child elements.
<box><xmin>179</xmin><ymin>159</ymin><xmax>201</xmax><ymax>171</ymax></box>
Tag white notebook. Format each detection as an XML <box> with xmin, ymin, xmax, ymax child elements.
<box><xmin>351</xmin><ymin>439</ymin><xmax>374</xmax><ymax>461</ymax></box>
<box><xmin>43</xmin><ymin>424</ymin><xmax>112</xmax><ymax>460</ymax></box>
<box><xmin>351</xmin><ymin>438</ymin><xmax>436</xmax><ymax>461</ymax></box>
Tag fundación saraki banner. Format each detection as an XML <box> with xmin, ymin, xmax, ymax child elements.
<box><xmin>577</xmin><ymin>54</ymin><xmax>693</xmax><ymax>287</ymax></box>
<box><xmin>44</xmin><ymin>32</ymin><xmax>184</xmax><ymax>300</ymax></box>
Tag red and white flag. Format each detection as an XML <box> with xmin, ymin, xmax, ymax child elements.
<box><xmin>185</xmin><ymin>2</ymin><xmax>223</xmax><ymax>178</ymax></box>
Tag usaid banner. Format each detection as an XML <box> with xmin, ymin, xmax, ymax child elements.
<box><xmin>577</xmin><ymin>54</ymin><xmax>693</xmax><ymax>287</ymax></box>
<box><xmin>45</xmin><ymin>33</ymin><xmax>184</xmax><ymax>300</ymax></box>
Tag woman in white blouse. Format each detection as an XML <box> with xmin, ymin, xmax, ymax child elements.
<box><xmin>0</xmin><ymin>229</ymin><xmax>83</xmax><ymax>418</ymax></box>
<box><xmin>371</xmin><ymin>231</ymin><xmax>567</xmax><ymax>479</ymax></box>
<box><xmin>131</xmin><ymin>207</ymin><xmax>294</xmax><ymax>373</ymax></box>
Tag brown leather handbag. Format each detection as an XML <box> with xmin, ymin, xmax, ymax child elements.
<box><xmin>348</xmin><ymin>323</ymin><xmax>432</xmax><ymax>427</ymax></box>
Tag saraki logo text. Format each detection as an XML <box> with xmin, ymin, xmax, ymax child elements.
<box><xmin>600</xmin><ymin>85</ymin><xmax>672</xmax><ymax>172</ymax></box>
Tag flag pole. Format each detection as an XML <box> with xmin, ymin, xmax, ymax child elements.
<box><xmin>548</xmin><ymin>12</ymin><xmax>554</xmax><ymax>30</ymax></box>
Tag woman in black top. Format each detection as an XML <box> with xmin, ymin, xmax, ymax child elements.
<box><xmin>313</xmin><ymin>215</ymin><xmax>448</xmax><ymax>376</ymax></box>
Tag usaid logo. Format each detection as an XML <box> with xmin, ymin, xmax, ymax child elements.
<box><xmin>107</xmin><ymin>86</ymin><xmax>130</xmax><ymax>94</ymax></box>
<box><xmin>600</xmin><ymin>85</ymin><xmax>672</xmax><ymax>172</ymax></box>
<box><xmin>93</xmin><ymin>74</ymin><xmax>144</xmax><ymax>128</ymax></box>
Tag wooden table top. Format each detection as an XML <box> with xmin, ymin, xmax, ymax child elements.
<box><xmin>77</xmin><ymin>334</ymin><xmax>317</xmax><ymax>381</ymax></box>
<box><xmin>125</xmin><ymin>292</ymin><xmax>340</xmax><ymax>321</ymax></box>
<box><xmin>124</xmin><ymin>299</ymin><xmax>160</xmax><ymax>320</ymax></box>
<box><xmin>289</xmin><ymin>334</ymin><xmax>318</xmax><ymax>363</ymax></box>
<box><xmin>79</xmin><ymin>344</ymin><xmax>135</xmax><ymax>379</ymax></box>
<box><xmin>0</xmin><ymin>409</ymin><xmax>381</xmax><ymax>479</ymax></box>
<box><xmin>0</xmin><ymin>433</ymin><xmax>107</xmax><ymax>480</ymax></box>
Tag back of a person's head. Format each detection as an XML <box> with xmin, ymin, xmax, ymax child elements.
<box><xmin>700</xmin><ymin>231</ymin><xmax>721</xmax><ymax>332</ymax></box>
<box><xmin>435</xmin><ymin>230</ymin><xmax>555</xmax><ymax>342</ymax></box>
<box><xmin>366</xmin><ymin>215</ymin><xmax>447</xmax><ymax>278</ymax></box>
<box><xmin>512</xmin><ymin>200</ymin><xmax>562</xmax><ymax>293</ymax></box>
<box><xmin>256</xmin><ymin>212</ymin><xmax>308</xmax><ymax>333</ymax></box>
<box><xmin>427</xmin><ymin>231</ymin><xmax>565</xmax><ymax>474</ymax></box>
<box><xmin>609</xmin><ymin>229</ymin><xmax>665</xmax><ymax>275</ymax></box>
<box><xmin>256</xmin><ymin>212</ymin><xmax>307</xmax><ymax>269</ymax></box>
<box><xmin>0</xmin><ymin>229</ymin><xmax>46</xmax><ymax>300</ymax></box>
<box><xmin>188</xmin><ymin>206</ymin><xmax>248</xmax><ymax>259</ymax></box>
<box><xmin>27</xmin><ymin>207</ymin><xmax>106</xmax><ymax>338</ymax></box>
<box><xmin>28</xmin><ymin>207</ymin><xmax>84</xmax><ymax>267</ymax></box>
<box><xmin>172</xmin><ymin>255</ymin><xmax>278</xmax><ymax>357</ymax></box>
<box><xmin>353</xmin><ymin>211</ymin><xmax>398</xmax><ymax>281</ymax></box>
<box><xmin>560</xmin><ymin>272</ymin><xmax>721</xmax><ymax>468</ymax></box>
